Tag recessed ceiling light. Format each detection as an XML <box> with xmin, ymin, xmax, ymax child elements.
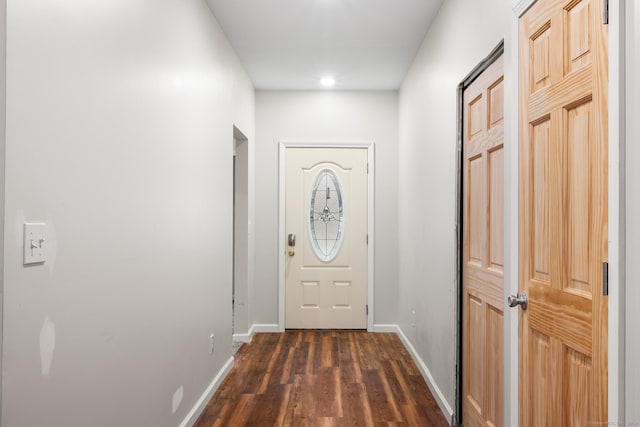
<box><xmin>320</xmin><ymin>77</ymin><xmax>335</xmax><ymax>87</ymax></box>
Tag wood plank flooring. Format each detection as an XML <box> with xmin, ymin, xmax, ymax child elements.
<box><xmin>194</xmin><ymin>331</ymin><xmax>450</xmax><ymax>427</ymax></box>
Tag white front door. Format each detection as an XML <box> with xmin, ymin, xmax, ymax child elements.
<box><xmin>285</xmin><ymin>147</ymin><xmax>368</xmax><ymax>329</ymax></box>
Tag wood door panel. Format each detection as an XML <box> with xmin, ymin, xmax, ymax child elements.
<box><xmin>531</xmin><ymin>119</ymin><xmax>551</xmax><ymax>283</ymax></box>
<box><xmin>565</xmin><ymin>0</ymin><xmax>593</xmax><ymax>74</ymax></box>
<box><xmin>562</xmin><ymin>345</ymin><xmax>592</xmax><ymax>426</ymax></box>
<box><xmin>531</xmin><ymin>24</ymin><xmax>552</xmax><ymax>92</ymax></box>
<box><xmin>529</xmin><ymin>331</ymin><xmax>556</xmax><ymax>427</ymax></box>
<box><xmin>463</xmin><ymin>54</ymin><xmax>504</xmax><ymax>427</ymax></box>
<box><xmin>566</xmin><ymin>100</ymin><xmax>592</xmax><ymax>294</ymax></box>
<box><xmin>467</xmin><ymin>294</ymin><xmax>484</xmax><ymax>413</ymax></box>
<box><xmin>488</xmin><ymin>78</ymin><xmax>505</xmax><ymax>128</ymax></box>
<box><xmin>486</xmin><ymin>305</ymin><xmax>504</xmax><ymax>427</ymax></box>
<box><xmin>519</xmin><ymin>0</ymin><xmax>607</xmax><ymax>424</ymax></box>
<box><xmin>488</xmin><ymin>146</ymin><xmax>504</xmax><ymax>271</ymax></box>
<box><xmin>468</xmin><ymin>156</ymin><xmax>484</xmax><ymax>266</ymax></box>
<box><xmin>469</xmin><ymin>95</ymin><xmax>485</xmax><ymax>139</ymax></box>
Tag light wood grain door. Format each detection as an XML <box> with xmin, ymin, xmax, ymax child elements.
<box><xmin>519</xmin><ymin>0</ymin><xmax>608</xmax><ymax>425</ymax></box>
<box><xmin>463</xmin><ymin>55</ymin><xmax>505</xmax><ymax>427</ymax></box>
<box><xmin>285</xmin><ymin>148</ymin><xmax>368</xmax><ymax>329</ymax></box>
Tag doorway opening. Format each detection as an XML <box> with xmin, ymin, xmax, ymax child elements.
<box><xmin>233</xmin><ymin>126</ymin><xmax>249</xmax><ymax>338</ymax></box>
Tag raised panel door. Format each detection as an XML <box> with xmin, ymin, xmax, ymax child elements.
<box><xmin>285</xmin><ymin>148</ymin><xmax>368</xmax><ymax>329</ymax></box>
<box><xmin>519</xmin><ymin>0</ymin><xmax>608</xmax><ymax>424</ymax></box>
<box><xmin>463</xmin><ymin>54</ymin><xmax>504</xmax><ymax>427</ymax></box>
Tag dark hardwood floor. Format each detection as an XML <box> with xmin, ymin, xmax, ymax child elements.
<box><xmin>194</xmin><ymin>330</ymin><xmax>451</xmax><ymax>427</ymax></box>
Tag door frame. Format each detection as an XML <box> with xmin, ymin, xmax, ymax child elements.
<box><xmin>508</xmin><ymin>0</ymin><xmax>624</xmax><ymax>424</ymax></box>
<box><xmin>277</xmin><ymin>141</ymin><xmax>375</xmax><ymax>332</ymax></box>
<box><xmin>455</xmin><ymin>41</ymin><xmax>505</xmax><ymax>427</ymax></box>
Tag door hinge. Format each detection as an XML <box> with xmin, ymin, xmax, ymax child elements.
<box><xmin>603</xmin><ymin>0</ymin><xmax>609</xmax><ymax>24</ymax></box>
<box><xmin>603</xmin><ymin>261</ymin><xmax>609</xmax><ymax>296</ymax></box>
<box><xmin>366</xmin><ymin>234</ymin><xmax>369</xmax><ymax>245</ymax></box>
<box><xmin>366</xmin><ymin>304</ymin><xmax>369</xmax><ymax>315</ymax></box>
<box><xmin>367</xmin><ymin>163</ymin><xmax>369</xmax><ymax>174</ymax></box>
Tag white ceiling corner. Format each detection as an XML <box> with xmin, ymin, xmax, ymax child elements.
<box><xmin>206</xmin><ymin>0</ymin><xmax>445</xmax><ymax>90</ymax></box>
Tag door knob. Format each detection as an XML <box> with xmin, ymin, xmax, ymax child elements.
<box><xmin>508</xmin><ymin>292</ymin><xmax>528</xmax><ymax>310</ymax></box>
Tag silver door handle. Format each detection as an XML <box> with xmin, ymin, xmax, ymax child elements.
<box><xmin>508</xmin><ymin>292</ymin><xmax>528</xmax><ymax>310</ymax></box>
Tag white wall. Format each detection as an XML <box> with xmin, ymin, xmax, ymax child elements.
<box><xmin>626</xmin><ymin>2</ymin><xmax>640</xmax><ymax>424</ymax></box>
<box><xmin>398</xmin><ymin>0</ymin><xmax>511</xmax><ymax>415</ymax></box>
<box><xmin>2</xmin><ymin>1</ymin><xmax>254</xmax><ymax>426</ymax></box>
<box><xmin>0</xmin><ymin>0</ymin><xmax>5</xmax><ymax>421</ymax></box>
<box><xmin>254</xmin><ymin>91</ymin><xmax>399</xmax><ymax>326</ymax></box>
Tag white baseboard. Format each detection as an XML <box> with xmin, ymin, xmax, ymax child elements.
<box><xmin>232</xmin><ymin>331</ymin><xmax>252</xmax><ymax>343</ymax></box>
<box><xmin>252</xmin><ymin>323</ymin><xmax>279</xmax><ymax>333</ymax></box>
<box><xmin>376</xmin><ymin>324</ymin><xmax>454</xmax><ymax>424</ymax></box>
<box><xmin>372</xmin><ymin>324</ymin><xmax>401</xmax><ymax>333</ymax></box>
<box><xmin>179</xmin><ymin>356</ymin><xmax>234</xmax><ymax>427</ymax></box>
<box><xmin>233</xmin><ymin>323</ymin><xmax>280</xmax><ymax>343</ymax></box>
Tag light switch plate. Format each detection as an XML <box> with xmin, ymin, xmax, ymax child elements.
<box><xmin>24</xmin><ymin>223</ymin><xmax>47</xmax><ymax>265</ymax></box>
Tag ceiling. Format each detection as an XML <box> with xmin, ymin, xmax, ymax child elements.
<box><xmin>206</xmin><ymin>0</ymin><xmax>444</xmax><ymax>90</ymax></box>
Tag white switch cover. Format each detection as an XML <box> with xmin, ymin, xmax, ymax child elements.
<box><xmin>24</xmin><ymin>223</ymin><xmax>47</xmax><ymax>265</ymax></box>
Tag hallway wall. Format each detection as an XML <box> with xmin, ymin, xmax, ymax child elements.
<box><xmin>254</xmin><ymin>91</ymin><xmax>399</xmax><ymax>326</ymax></box>
<box><xmin>398</xmin><ymin>0</ymin><xmax>511</xmax><ymax>414</ymax></box>
<box><xmin>2</xmin><ymin>1</ymin><xmax>254</xmax><ymax>426</ymax></box>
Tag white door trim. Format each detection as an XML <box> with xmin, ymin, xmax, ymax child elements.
<box><xmin>608</xmin><ymin>1</ymin><xmax>624</xmax><ymax>423</ymax></box>
<box><xmin>512</xmin><ymin>0</ymin><xmax>537</xmax><ymax>16</ymax></box>
<box><xmin>505</xmin><ymin>9</ymin><xmax>521</xmax><ymax>427</ymax></box>
<box><xmin>278</xmin><ymin>141</ymin><xmax>375</xmax><ymax>332</ymax></box>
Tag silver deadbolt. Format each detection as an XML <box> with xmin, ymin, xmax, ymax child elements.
<box><xmin>288</xmin><ymin>233</ymin><xmax>296</xmax><ymax>247</ymax></box>
<box><xmin>508</xmin><ymin>292</ymin><xmax>528</xmax><ymax>310</ymax></box>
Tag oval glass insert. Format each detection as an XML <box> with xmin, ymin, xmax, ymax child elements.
<box><xmin>309</xmin><ymin>169</ymin><xmax>344</xmax><ymax>262</ymax></box>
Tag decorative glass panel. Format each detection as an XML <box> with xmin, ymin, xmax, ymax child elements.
<box><xmin>309</xmin><ymin>169</ymin><xmax>344</xmax><ymax>262</ymax></box>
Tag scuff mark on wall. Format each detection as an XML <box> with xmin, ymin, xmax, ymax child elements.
<box><xmin>39</xmin><ymin>316</ymin><xmax>55</xmax><ymax>376</ymax></box>
<box><xmin>172</xmin><ymin>385</ymin><xmax>184</xmax><ymax>414</ymax></box>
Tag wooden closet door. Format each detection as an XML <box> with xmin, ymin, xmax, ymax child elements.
<box><xmin>519</xmin><ymin>0</ymin><xmax>608</xmax><ymax>424</ymax></box>
<box><xmin>463</xmin><ymin>54</ymin><xmax>504</xmax><ymax>427</ymax></box>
